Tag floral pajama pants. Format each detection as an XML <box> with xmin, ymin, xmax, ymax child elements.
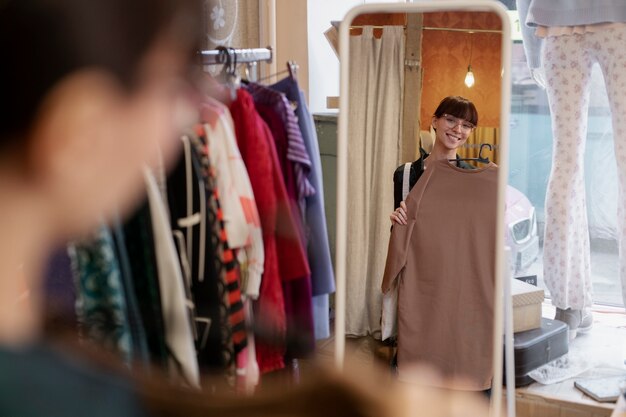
<box><xmin>542</xmin><ymin>25</ymin><xmax>626</xmax><ymax>310</ymax></box>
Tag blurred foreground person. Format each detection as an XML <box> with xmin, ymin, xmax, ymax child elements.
<box><xmin>0</xmin><ymin>1</ymin><xmax>490</xmax><ymax>415</ymax></box>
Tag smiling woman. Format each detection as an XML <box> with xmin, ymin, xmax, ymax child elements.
<box><xmin>391</xmin><ymin>96</ymin><xmax>478</xmax><ymax>224</ymax></box>
<box><xmin>386</xmin><ymin>96</ymin><xmax>498</xmax><ymax>392</ymax></box>
<box><xmin>429</xmin><ymin>96</ymin><xmax>478</xmax><ymax>154</ymax></box>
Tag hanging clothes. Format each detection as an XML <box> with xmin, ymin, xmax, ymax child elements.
<box><xmin>123</xmin><ymin>199</ymin><xmax>170</xmax><ymax>370</ymax></box>
<box><xmin>109</xmin><ymin>218</ymin><xmax>150</xmax><ymax>369</ymax></box>
<box><xmin>199</xmin><ymin>101</ymin><xmax>248</xmax><ymax>248</ymax></box>
<box><xmin>199</xmin><ymin>96</ymin><xmax>265</xmax><ymax>299</ymax></box>
<box><xmin>382</xmin><ymin>159</ymin><xmax>498</xmax><ymax>391</ymax></box>
<box><xmin>69</xmin><ymin>226</ymin><xmax>133</xmax><ymax>363</ymax></box>
<box><xmin>166</xmin><ymin>135</ymin><xmax>233</xmax><ymax>373</ymax></box>
<box><xmin>188</xmin><ymin>126</ymin><xmax>247</xmax><ymax>356</ymax></box>
<box><xmin>271</xmin><ymin>75</ymin><xmax>335</xmax><ymax>339</ymax></box>
<box><xmin>236</xmin><ymin>298</ymin><xmax>260</xmax><ymax>393</ymax></box>
<box><xmin>246</xmin><ymin>83</ymin><xmax>315</xmax><ymax>210</ymax></box>
<box><xmin>69</xmin><ymin>220</ymin><xmax>150</xmax><ymax>368</ymax></box>
<box><xmin>198</xmin><ymin>96</ymin><xmax>262</xmax><ymax>388</ymax></box>
<box><xmin>246</xmin><ymin>83</ymin><xmax>315</xmax><ymax>359</ymax></box>
<box><xmin>144</xmin><ymin>168</ymin><xmax>200</xmax><ymax>387</ymax></box>
<box><xmin>229</xmin><ymin>88</ymin><xmax>310</xmax><ymax>373</ymax></box>
<box><xmin>42</xmin><ymin>246</ymin><xmax>77</xmax><ymax>328</ymax></box>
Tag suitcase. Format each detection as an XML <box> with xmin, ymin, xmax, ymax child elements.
<box><xmin>504</xmin><ymin>317</ymin><xmax>569</xmax><ymax>387</ymax></box>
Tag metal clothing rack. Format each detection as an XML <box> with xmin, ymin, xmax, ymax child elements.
<box><xmin>349</xmin><ymin>25</ymin><xmax>502</xmax><ymax>34</ymax></box>
<box><xmin>422</xmin><ymin>26</ymin><xmax>501</xmax><ymax>34</ymax></box>
<box><xmin>199</xmin><ymin>47</ymin><xmax>273</xmax><ymax>82</ymax></box>
<box><xmin>199</xmin><ymin>47</ymin><xmax>273</xmax><ymax>65</ymax></box>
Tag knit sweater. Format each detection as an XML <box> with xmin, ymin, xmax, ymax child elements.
<box><xmin>517</xmin><ymin>0</ymin><xmax>626</xmax><ymax>68</ymax></box>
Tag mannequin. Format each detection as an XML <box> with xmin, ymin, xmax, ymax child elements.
<box><xmin>517</xmin><ymin>0</ymin><xmax>626</xmax><ymax>337</ymax></box>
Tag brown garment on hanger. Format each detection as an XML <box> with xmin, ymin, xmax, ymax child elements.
<box><xmin>381</xmin><ymin>159</ymin><xmax>498</xmax><ymax>391</ymax></box>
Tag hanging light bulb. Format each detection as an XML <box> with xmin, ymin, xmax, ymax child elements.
<box><xmin>465</xmin><ymin>65</ymin><xmax>475</xmax><ymax>88</ymax></box>
<box><xmin>464</xmin><ymin>32</ymin><xmax>475</xmax><ymax>88</ymax></box>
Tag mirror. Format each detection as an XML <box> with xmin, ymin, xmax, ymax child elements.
<box><xmin>334</xmin><ymin>1</ymin><xmax>512</xmax><ymax>416</ymax></box>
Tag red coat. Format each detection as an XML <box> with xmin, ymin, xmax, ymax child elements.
<box><xmin>229</xmin><ymin>89</ymin><xmax>310</xmax><ymax>373</ymax></box>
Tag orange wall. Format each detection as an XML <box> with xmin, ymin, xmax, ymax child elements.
<box><xmin>350</xmin><ymin>12</ymin><xmax>503</xmax><ymax>129</ymax></box>
<box><xmin>420</xmin><ymin>12</ymin><xmax>502</xmax><ymax>129</ymax></box>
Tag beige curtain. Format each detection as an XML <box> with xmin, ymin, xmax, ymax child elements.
<box><xmin>458</xmin><ymin>127</ymin><xmax>500</xmax><ymax>165</ymax></box>
<box><xmin>345</xmin><ymin>27</ymin><xmax>405</xmax><ymax>337</ymax></box>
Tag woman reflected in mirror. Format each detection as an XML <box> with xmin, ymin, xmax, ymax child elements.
<box><xmin>383</xmin><ymin>95</ymin><xmax>496</xmax><ymax>396</ymax></box>
<box><xmin>390</xmin><ymin>96</ymin><xmax>478</xmax><ymax>225</ymax></box>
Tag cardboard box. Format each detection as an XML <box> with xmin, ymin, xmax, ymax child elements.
<box><xmin>511</xmin><ymin>279</ymin><xmax>544</xmax><ymax>333</ymax></box>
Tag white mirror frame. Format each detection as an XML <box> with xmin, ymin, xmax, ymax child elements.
<box><xmin>335</xmin><ymin>2</ymin><xmax>513</xmax><ymax>417</ymax></box>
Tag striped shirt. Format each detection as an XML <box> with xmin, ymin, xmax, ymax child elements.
<box><xmin>246</xmin><ymin>83</ymin><xmax>316</xmax><ymax>207</ymax></box>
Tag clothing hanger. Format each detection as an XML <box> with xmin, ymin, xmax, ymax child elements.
<box><xmin>448</xmin><ymin>143</ymin><xmax>492</xmax><ymax>164</ymax></box>
<box><xmin>287</xmin><ymin>60</ymin><xmax>299</xmax><ymax>82</ymax></box>
<box><xmin>256</xmin><ymin>69</ymin><xmax>288</xmax><ymax>83</ymax></box>
<box><xmin>216</xmin><ymin>46</ymin><xmax>241</xmax><ymax>99</ymax></box>
<box><xmin>256</xmin><ymin>60</ymin><xmax>300</xmax><ymax>83</ymax></box>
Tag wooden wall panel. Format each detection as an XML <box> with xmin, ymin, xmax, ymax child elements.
<box><xmin>203</xmin><ymin>0</ymin><xmax>260</xmax><ymax>49</ymax></box>
<box><xmin>351</xmin><ymin>13</ymin><xmax>406</xmax><ymax>38</ymax></box>
<box><xmin>351</xmin><ymin>13</ymin><xmax>406</xmax><ymax>26</ymax></box>
<box><xmin>422</xmin><ymin>11</ymin><xmax>502</xmax><ymax>31</ymax></box>
<box><xmin>348</xmin><ymin>12</ymin><xmax>503</xmax><ymax>129</ymax></box>
<box><xmin>420</xmin><ymin>12</ymin><xmax>502</xmax><ymax>129</ymax></box>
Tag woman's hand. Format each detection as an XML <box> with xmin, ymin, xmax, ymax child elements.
<box><xmin>390</xmin><ymin>201</ymin><xmax>408</xmax><ymax>225</ymax></box>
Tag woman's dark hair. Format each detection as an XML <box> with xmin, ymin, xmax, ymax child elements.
<box><xmin>433</xmin><ymin>96</ymin><xmax>478</xmax><ymax>127</ymax></box>
<box><xmin>0</xmin><ymin>0</ymin><xmax>202</xmax><ymax>142</ymax></box>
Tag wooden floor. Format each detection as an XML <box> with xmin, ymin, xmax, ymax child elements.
<box><xmin>299</xmin><ymin>329</ymin><xmax>393</xmax><ymax>381</ymax></box>
<box><xmin>301</xmin><ymin>303</ymin><xmax>626</xmax><ymax>417</ymax></box>
<box><xmin>299</xmin><ymin>332</ymin><xmax>492</xmax><ymax>417</ymax></box>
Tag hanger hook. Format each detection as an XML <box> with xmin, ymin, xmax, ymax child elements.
<box><xmin>215</xmin><ymin>46</ymin><xmax>228</xmax><ymax>64</ymax></box>
<box><xmin>478</xmin><ymin>143</ymin><xmax>493</xmax><ymax>161</ymax></box>
<box><xmin>228</xmin><ymin>47</ymin><xmax>238</xmax><ymax>75</ymax></box>
<box><xmin>215</xmin><ymin>46</ymin><xmax>231</xmax><ymax>77</ymax></box>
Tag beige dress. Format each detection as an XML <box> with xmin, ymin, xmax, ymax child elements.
<box><xmin>381</xmin><ymin>159</ymin><xmax>498</xmax><ymax>390</ymax></box>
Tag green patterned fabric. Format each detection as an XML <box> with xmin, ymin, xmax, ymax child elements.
<box><xmin>70</xmin><ymin>225</ymin><xmax>132</xmax><ymax>363</ymax></box>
